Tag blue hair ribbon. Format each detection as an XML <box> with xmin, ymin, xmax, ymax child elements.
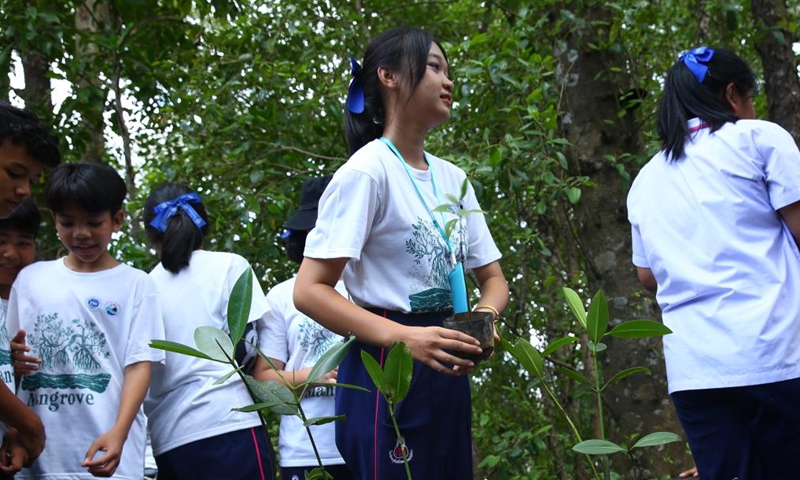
<box><xmin>150</xmin><ymin>192</ymin><xmax>206</xmax><ymax>233</ymax></box>
<box><xmin>346</xmin><ymin>56</ymin><xmax>365</xmax><ymax>114</ymax></box>
<box><xmin>679</xmin><ymin>46</ymin><xmax>715</xmax><ymax>83</ymax></box>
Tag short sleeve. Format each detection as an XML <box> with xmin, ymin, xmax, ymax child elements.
<box><xmin>256</xmin><ymin>285</ymin><xmax>290</xmax><ymax>364</ymax></box>
<box><xmin>304</xmin><ymin>168</ymin><xmax>381</xmax><ymax>261</ymax></box>
<box><xmin>125</xmin><ymin>278</ymin><xmax>166</xmax><ymax>367</ymax></box>
<box><xmin>631</xmin><ymin>223</ymin><xmax>649</xmax><ymax>267</ymax></box>
<box><xmin>462</xmin><ymin>179</ymin><xmax>502</xmax><ymax>270</ymax></box>
<box><xmin>757</xmin><ymin>123</ymin><xmax>800</xmax><ymax>210</ymax></box>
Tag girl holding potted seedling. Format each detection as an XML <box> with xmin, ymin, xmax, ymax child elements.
<box><xmin>294</xmin><ymin>26</ymin><xmax>508</xmax><ymax>480</ymax></box>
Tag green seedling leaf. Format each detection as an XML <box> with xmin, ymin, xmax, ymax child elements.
<box><xmin>557</xmin><ymin>366</ymin><xmax>595</xmax><ymax>390</ymax></box>
<box><xmin>303</xmin><ymin>414</ymin><xmax>345</xmax><ymax>427</ymax></box>
<box><xmin>432</xmin><ymin>205</ymin><xmax>451</xmax><ymax>213</ymax></box>
<box><xmin>149</xmin><ymin>340</ymin><xmax>217</xmax><ymax>362</ymax></box>
<box><xmin>306</xmin><ymin>467</ymin><xmax>333</xmax><ymax>480</ymax></box>
<box><xmin>601</xmin><ymin>366</ymin><xmax>650</xmax><ymax>391</ymax></box>
<box><xmin>631</xmin><ymin>431</ymin><xmax>682</xmax><ymax>449</ymax></box>
<box><xmin>587</xmin><ymin>341</ymin><xmax>607</xmax><ymax>353</ymax></box>
<box><xmin>383</xmin><ymin>342</ymin><xmax>413</xmax><ymax>402</ymax></box>
<box><xmin>502</xmin><ymin>337</ymin><xmax>544</xmax><ymax>379</ymax></box>
<box><xmin>563</xmin><ymin>287</ymin><xmax>587</xmax><ymax>327</ymax></box>
<box><xmin>586</xmin><ymin>290</ymin><xmax>609</xmax><ymax>344</ymax></box>
<box><xmin>308</xmin><ymin>336</ymin><xmax>356</xmax><ymax>384</ymax></box>
<box><xmin>213</xmin><ymin>366</ymin><xmax>242</xmax><ymax>385</ymax></box>
<box><xmin>194</xmin><ymin>326</ymin><xmax>235</xmax><ymax>362</ymax></box>
<box><xmin>542</xmin><ymin>336</ymin><xmax>580</xmax><ymax>358</ymax></box>
<box><xmin>445</xmin><ymin>193</ymin><xmax>460</xmax><ymax>205</ymax></box>
<box><xmin>324</xmin><ymin>382</ymin><xmax>370</xmax><ymax>392</ymax></box>
<box><xmin>243</xmin><ymin>375</ymin><xmax>298</xmax><ymax>415</ymax></box>
<box><xmin>572</xmin><ymin>439</ymin><xmax>627</xmax><ymax>455</ymax></box>
<box><xmin>360</xmin><ymin>350</ymin><xmax>386</xmax><ymax>392</ymax></box>
<box><xmin>607</xmin><ymin>320</ymin><xmax>672</xmax><ymax>339</ymax></box>
<box><xmin>460</xmin><ymin>177</ymin><xmax>469</xmax><ymax>200</ymax></box>
<box><xmin>227</xmin><ymin>268</ymin><xmax>253</xmax><ymax>348</ymax></box>
<box><xmin>234</xmin><ymin>401</ymin><xmax>291</xmax><ymax>413</ymax></box>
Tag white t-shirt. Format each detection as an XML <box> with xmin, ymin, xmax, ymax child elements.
<box><xmin>7</xmin><ymin>259</ymin><xmax>165</xmax><ymax>480</ymax></box>
<box><xmin>305</xmin><ymin>139</ymin><xmax>502</xmax><ymax>312</ymax></box>
<box><xmin>628</xmin><ymin>118</ymin><xmax>800</xmax><ymax>393</ymax></box>
<box><xmin>258</xmin><ymin>276</ymin><xmax>346</xmax><ymax>467</ymax></box>
<box><xmin>0</xmin><ymin>299</ymin><xmax>12</xmax><ymax>439</ymax></box>
<box><xmin>0</xmin><ymin>299</ymin><xmax>13</xmax><ymax>393</ymax></box>
<box><xmin>145</xmin><ymin>250</ymin><xmax>268</xmax><ymax>456</ymax></box>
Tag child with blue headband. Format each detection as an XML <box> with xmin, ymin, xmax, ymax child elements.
<box><xmin>294</xmin><ymin>26</ymin><xmax>509</xmax><ymax>479</ymax></box>
<box><xmin>7</xmin><ymin>162</ymin><xmax>165</xmax><ymax>479</ymax></box>
<box><xmin>628</xmin><ymin>47</ymin><xmax>800</xmax><ymax>479</ymax></box>
<box><xmin>142</xmin><ymin>183</ymin><xmax>274</xmax><ymax>480</ymax></box>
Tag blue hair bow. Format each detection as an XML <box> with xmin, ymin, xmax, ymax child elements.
<box><xmin>150</xmin><ymin>192</ymin><xmax>207</xmax><ymax>233</ymax></box>
<box><xmin>680</xmin><ymin>46</ymin><xmax>715</xmax><ymax>83</ymax></box>
<box><xmin>346</xmin><ymin>56</ymin><xmax>365</xmax><ymax>114</ymax></box>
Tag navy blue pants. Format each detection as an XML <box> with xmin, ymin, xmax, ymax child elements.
<box><xmin>281</xmin><ymin>464</ymin><xmax>352</xmax><ymax>480</ymax></box>
<box><xmin>671</xmin><ymin>377</ymin><xmax>800</xmax><ymax>480</ymax></box>
<box><xmin>335</xmin><ymin>309</ymin><xmax>473</xmax><ymax>480</ymax></box>
<box><xmin>155</xmin><ymin>426</ymin><xmax>275</xmax><ymax>480</ymax></box>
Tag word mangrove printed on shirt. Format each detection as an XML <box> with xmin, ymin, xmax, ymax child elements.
<box><xmin>26</xmin><ymin>391</ymin><xmax>96</xmax><ymax>412</ymax></box>
<box><xmin>303</xmin><ymin>385</ymin><xmax>335</xmax><ymax>399</ymax></box>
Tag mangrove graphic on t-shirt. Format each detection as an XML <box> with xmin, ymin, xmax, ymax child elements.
<box><xmin>405</xmin><ymin>214</ymin><xmax>468</xmax><ymax>312</ymax></box>
<box><xmin>299</xmin><ymin>317</ymin><xmax>339</xmax><ymax>399</ymax></box>
<box><xmin>21</xmin><ymin>312</ymin><xmax>111</xmax><ymax>396</ymax></box>
<box><xmin>0</xmin><ymin>310</ymin><xmax>11</xmax><ymax>367</ymax></box>
<box><xmin>299</xmin><ymin>318</ymin><xmax>338</xmax><ymax>362</ymax></box>
<box><xmin>0</xmin><ymin>308</ymin><xmax>13</xmax><ymax>385</ymax></box>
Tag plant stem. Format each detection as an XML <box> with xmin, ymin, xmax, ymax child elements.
<box><xmin>387</xmin><ymin>401</ymin><xmax>413</xmax><ymax>480</ymax></box>
<box><xmin>294</xmin><ymin>389</ymin><xmax>329</xmax><ymax>479</ymax></box>
<box><xmin>539</xmin><ymin>376</ymin><xmax>601</xmax><ymax>480</ymax></box>
<box><xmin>592</xmin><ymin>349</ymin><xmax>610</xmax><ymax>480</ymax></box>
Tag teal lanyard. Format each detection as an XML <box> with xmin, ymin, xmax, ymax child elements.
<box><xmin>379</xmin><ymin>137</ymin><xmax>456</xmax><ymax>266</ymax></box>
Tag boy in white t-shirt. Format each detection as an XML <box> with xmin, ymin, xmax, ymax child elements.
<box><xmin>0</xmin><ymin>198</ymin><xmax>39</xmax><ymax>477</ymax></box>
<box><xmin>0</xmin><ymin>103</ymin><xmax>61</xmax><ymax>473</ymax></box>
<box><xmin>8</xmin><ymin>162</ymin><xmax>165</xmax><ymax>479</ymax></box>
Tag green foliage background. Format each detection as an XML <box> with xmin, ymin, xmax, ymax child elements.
<box><xmin>3</xmin><ymin>0</ymin><xmax>798</xmax><ymax>478</ymax></box>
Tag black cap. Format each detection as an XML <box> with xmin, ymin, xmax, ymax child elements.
<box><xmin>284</xmin><ymin>175</ymin><xmax>333</xmax><ymax>231</ymax></box>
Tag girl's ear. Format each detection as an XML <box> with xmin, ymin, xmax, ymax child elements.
<box><xmin>725</xmin><ymin>82</ymin><xmax>738</xmax><ymax>111</ymax></box>
<box><xmin>377</xmin><ymin>67</ymin><xmax>399</xmax><ymax>91</ymax></box>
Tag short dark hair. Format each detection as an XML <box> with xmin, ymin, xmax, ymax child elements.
<box><xmin>345</xmin><ymin>26</ymin><xmax>446</xmax><ymax>155</ymax></box>
<box><xmin>658</xmin><ymin>48</ymin><xmax>757</xmax><ymax>161</ymax></box>
<box><xmin>143</xmin><ymin>183</ymin><xmax>209</xmax><ymax>274</ymax></box>
<box><xmin>45</xmin><ymin>163</ymin><xmax>127</xmax><ymax>214</ymax></box>
<box><xmin>0</xmin><ymin>103</ymin><xmax>61</xmax><ymax>167</ymax></box>
<box><xmin>0</xmin><ymin>198</ymin><xmax>41</xmax><ymax>237</ymax></box>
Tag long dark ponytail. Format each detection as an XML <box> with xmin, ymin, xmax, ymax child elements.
<box><xmin>344</xmin><ymin>26</ymin><xmax>446</xmax><ymax>155</ymax></box>
<box><xmin>658</xmin><ymin>47</ymin><xmax>757</xmax><ymax>162</ymax></box>
<box><xmin>144</xmin><ymin>183</ymin><xmax>209</xmax><ymax>273</ymax></box>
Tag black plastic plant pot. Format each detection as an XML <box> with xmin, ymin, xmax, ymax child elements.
<box><xmin>443</xmin><ymin>311</ymin><xmax>495</xmax><ymax>362</ymax></box>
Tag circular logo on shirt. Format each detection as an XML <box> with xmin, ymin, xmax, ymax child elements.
<box><xmin>291</xmin><ymin>476</ymin><xmax>300</xmax><ymax>480</ymax></box>
<box><xmin>104</xmin><ymin>302</ymin><xmax>119</xmax><ymax>316</ymax></box>
<box><xmin>87</xmin><ymin>298</ymin><xmax>100</xmax><ymax>309</ymax></box>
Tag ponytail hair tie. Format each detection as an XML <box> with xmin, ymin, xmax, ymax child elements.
<box><xmin>346</xmin><ymin>56</ymin><xmax>365</xmax><ymax>114</ymax></box>
<box><xmin>679</xmin><ymin>46</ymin><xmax>715</xmax><ymax>83</ymax></box>
<box><xmin>149</xmin><ymin>192</ymin><xmax>207</xmax><ymax>233</ymax></box>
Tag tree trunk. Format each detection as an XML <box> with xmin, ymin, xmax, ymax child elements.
<box><xmin>74</xmin><ymin>0</ymin><xmax>107</xmax><ymax>163</ymax></box>
<box><xmin>18</xmin><ymin>50</ymin><xmax>53</xmax><ymax>115</ymax></box>
<box><xmin>555</xmin><ymin>1</ymin><xmax>690</xmax><ymax>477</ymax></box>
<box><xmin>751</xmin><ymin>0</ymin><xmax>800</xmax><ymax>142</ymax></box>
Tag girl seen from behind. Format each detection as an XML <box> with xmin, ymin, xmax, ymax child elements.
<box><xmin>627</xmin><ymin>47</ymin><xmax>800</xmax><ymax>479</ymax></box>
<box><xmin>143</xmin><ymin>183</ymin><xmax>274</xmax><ymax>480</ymax></box>
<box><xmin>294</xmin><ymin>26</ymin><xmax>509</xmax><ymax>480</ymax></box>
